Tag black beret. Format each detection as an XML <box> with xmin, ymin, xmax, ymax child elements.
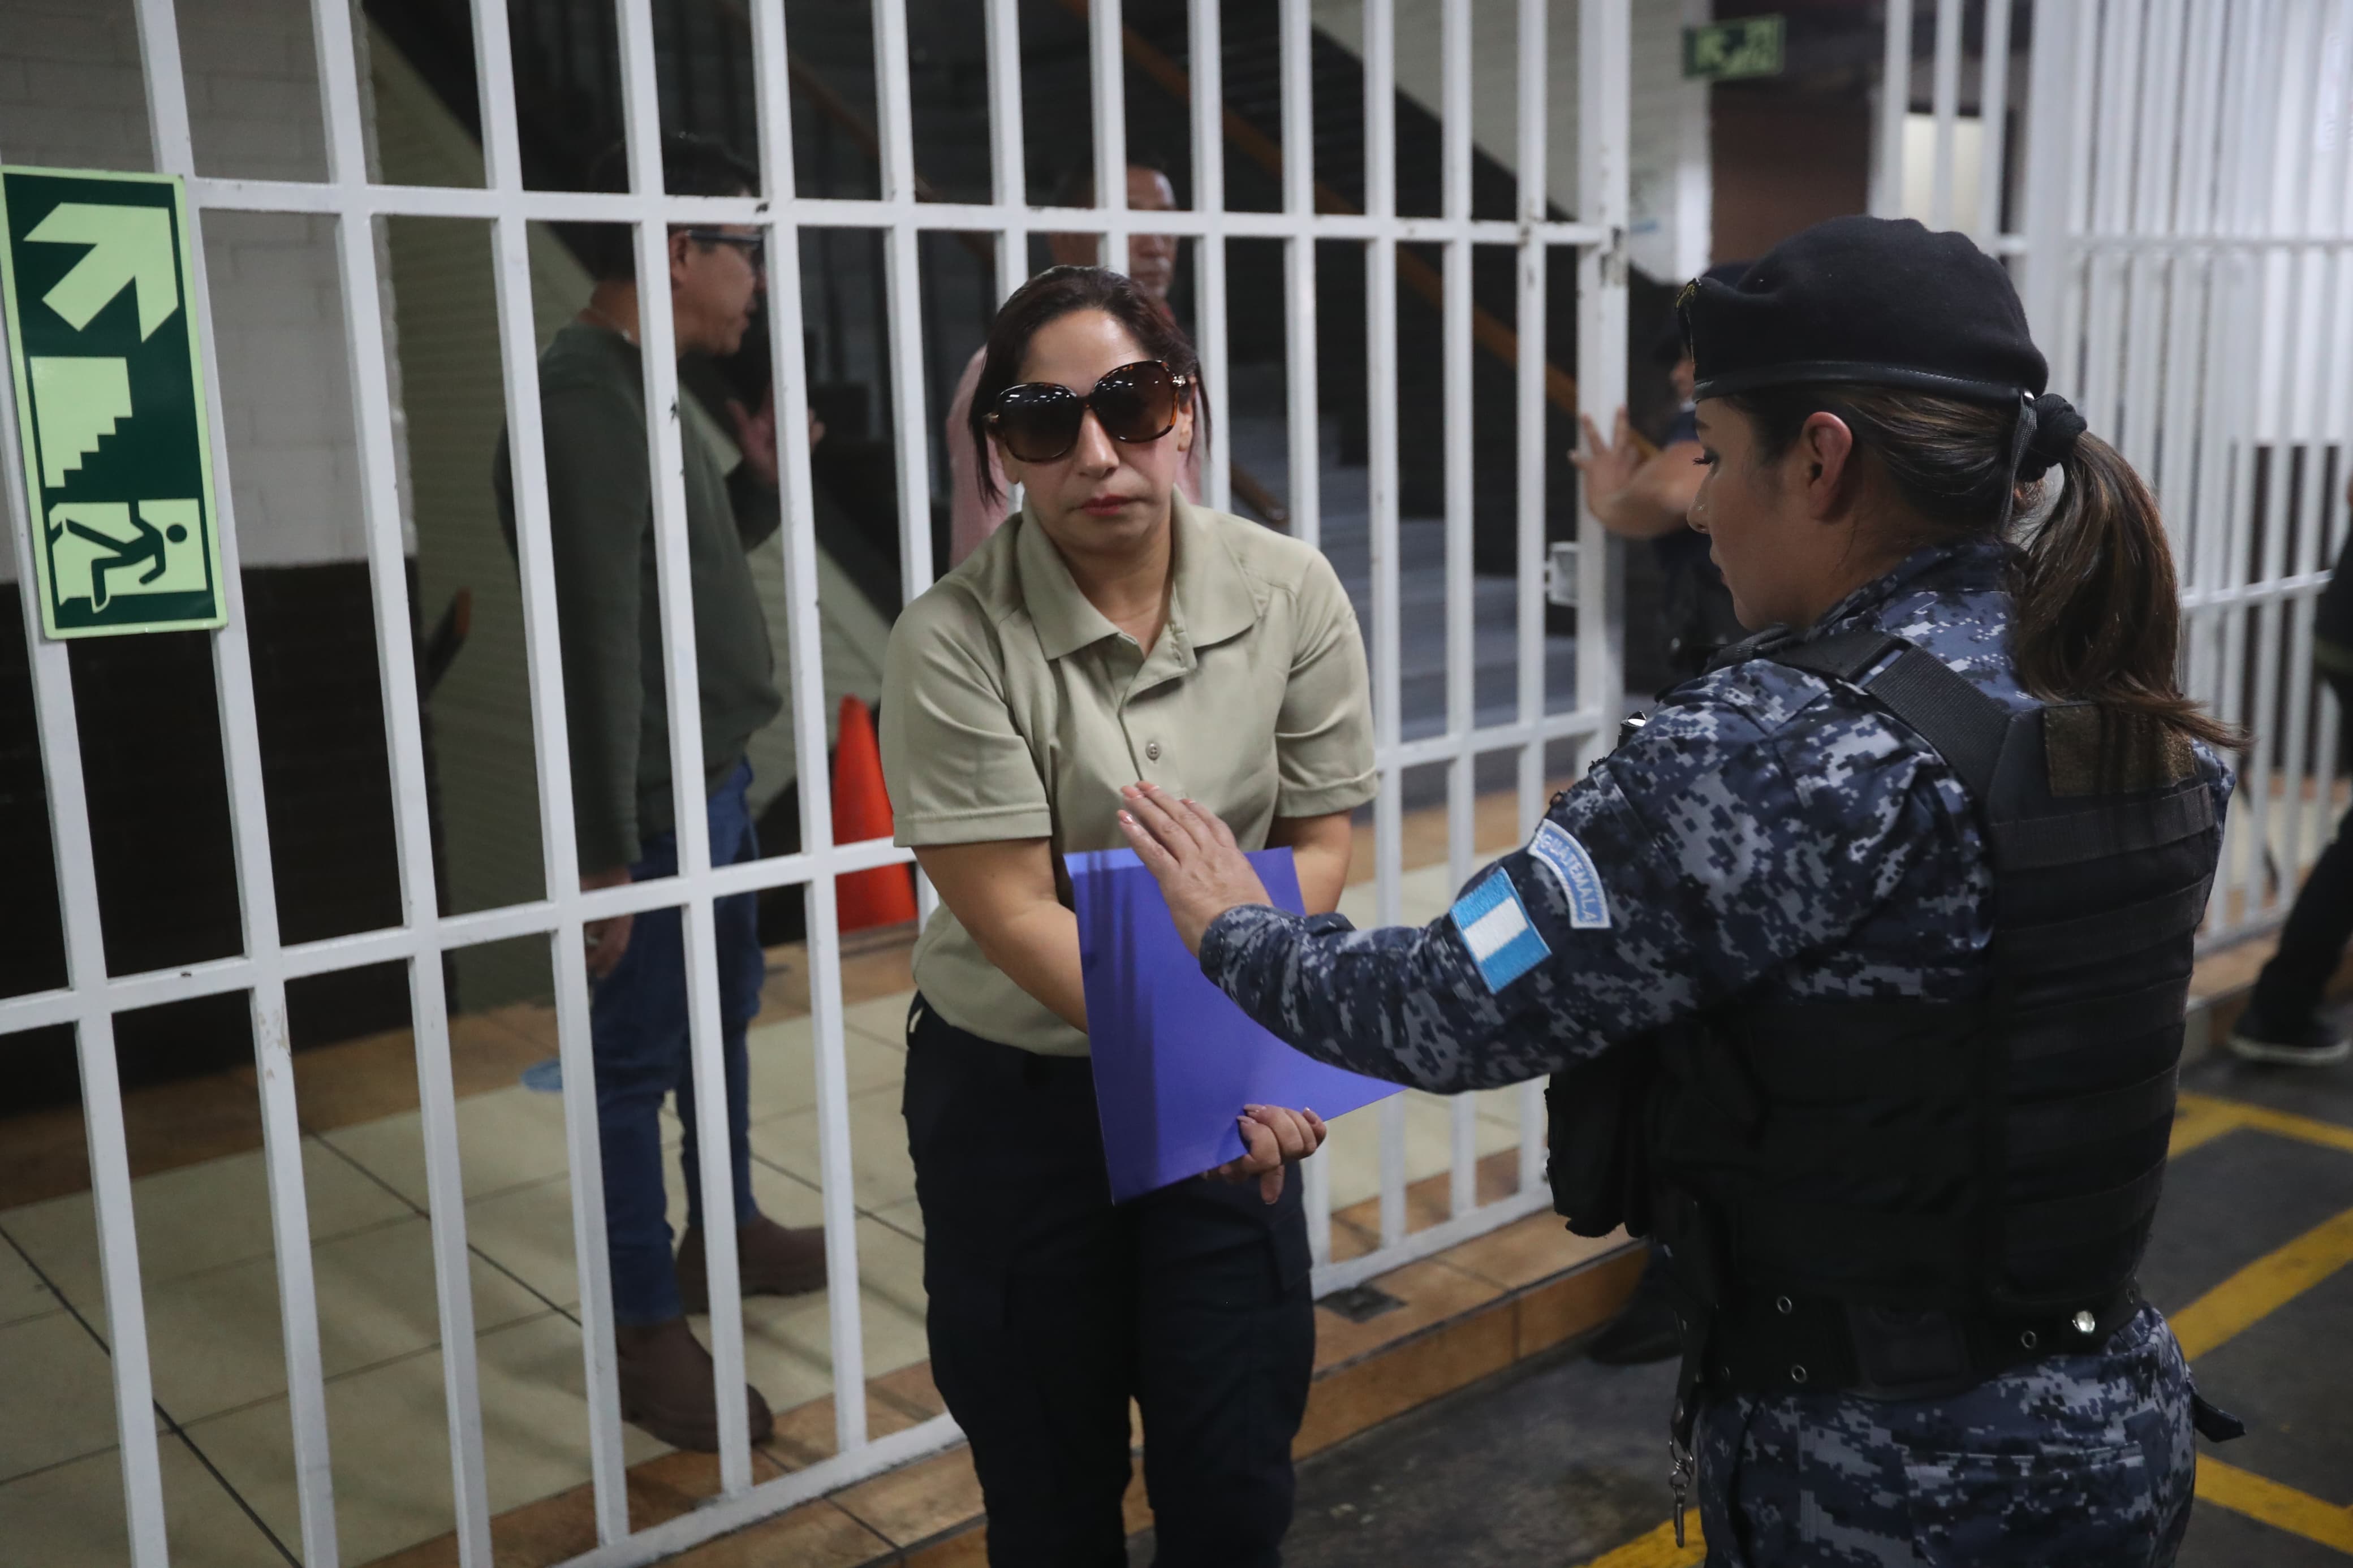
<box><xmin>1651</xmin><ymin>260</ymin><xmax>1751</xmax><ymax>366</ymax></box>
<box><xmin>1679</xmin><ymin>216</ymin><xmax>2046</xmax><ymax>405</ymax></box>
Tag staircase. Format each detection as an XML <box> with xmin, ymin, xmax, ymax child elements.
<box><xmin>1223</xmin><ymin>368</ymin><xmax>1579</xmax><ymax>800</ymax></box>
<box><xmin>363</xmin><ymin>0</ymin><xmax>1587</xmax><ymax>783</ymax></box>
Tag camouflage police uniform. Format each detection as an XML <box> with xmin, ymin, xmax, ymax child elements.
<box><xmin>1198</xmin><ymin>537</ymin><xmax>2228</xmax><ymax>1566</ymax></box>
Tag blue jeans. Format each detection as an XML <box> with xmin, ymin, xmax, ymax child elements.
<box><xmin>591</xmin><ymin>760</ymin><xmax>766</xmax><ymax>1326</ymax></box>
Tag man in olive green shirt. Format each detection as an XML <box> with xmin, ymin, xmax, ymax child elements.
<box><xmin>492</xmin><ymin>133</ymin><xmax>820</xmax><ymax>1452</ymax></box>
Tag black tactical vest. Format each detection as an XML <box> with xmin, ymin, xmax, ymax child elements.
<box><xmin>1549</xmin><ymin>629</ymin><xmax>2220</xmax><ymax>1401</ymax></box>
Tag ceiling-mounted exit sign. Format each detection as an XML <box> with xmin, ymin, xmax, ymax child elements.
<box><xmin>0</xmin><ymin>166</ymin><xmax>224</xmax><ymax>639</ymax></box>
<box><xmin>1684</xmin><ymin>16</ymin><xmax>1786</xmax><ymax>82</ymax></box>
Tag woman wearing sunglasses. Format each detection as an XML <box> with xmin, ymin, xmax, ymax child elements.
<box><xmin>879</xmin><ymin>265</ymin><xmax>1374</xmax><ymax>1566</ymax></box>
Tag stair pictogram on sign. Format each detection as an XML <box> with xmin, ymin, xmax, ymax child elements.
<box><xmin>1</xmin><ymin>166</ymin><xmax>223</xmax><ymax>638</ymax></box>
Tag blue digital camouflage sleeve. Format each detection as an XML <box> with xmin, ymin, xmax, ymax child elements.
<box><xmin>1198</xmin><ymin>676</ymin><xmax>1977</xmax><ymax>1093</ymax></box>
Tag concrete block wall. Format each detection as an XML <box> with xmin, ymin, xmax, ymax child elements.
<box><xmin>0</xmin><ymin>0</ymin><xmax>385</xmax><ymax>576</ymax></box>
<box><xmin>0</xmin><ymin>0</ymin><xmax>415</xmax><ymax>1079</ymax></box>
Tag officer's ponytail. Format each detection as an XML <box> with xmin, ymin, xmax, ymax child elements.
<box><xmin>2012</xmin><ymin>430</ymin><xmax>2237</xmax><ymax>749</ymax></box>
<box><xmin>1730</xmin><ymin>384</ymin><xmax>2239</xmax><ymax>750</ymax></box>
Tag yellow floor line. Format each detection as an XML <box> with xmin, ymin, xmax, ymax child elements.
<box><xmin>2223</xmin><ymin>1102</ymin><xmax>2353</xmax><ymax>1158</ymax></box>
<box><xmin>2169</xmin><ymin>1094</ymin><xmax>2251</xmax><ymax>1159</ymax></box>
<box><xmin>2169</xmin><ymin>1206</ymin><xmax>2353</xmax><ymax>1359</ymax></box>
<box><xmin>2197</xmin><ymin>1457</ymin><xmax>2353</xmax><ymax>1553</ymax></box>
<box><xmin>1575</xmin><ymin>1519</ymin><xmax>1706</xmax><ymax>1568</ymax></box>
<box><xmin>2175</xmin><ymin>1091</ymin><xmax>2353</xmax><ymax>1158</ymax></box>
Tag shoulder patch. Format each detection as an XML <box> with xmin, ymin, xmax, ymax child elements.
<box><xmin>1450</xmin><ymin>870</ymin><xmax>1552</xmax><ymax>992</ymax></box>
<box><xmin>1527</xmin><ymin>821</ymin><xmax>1613</xmax><ymax>929</ymax></box>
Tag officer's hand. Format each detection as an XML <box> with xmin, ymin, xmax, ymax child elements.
<box><xmin>1209</xmin><ymin>1104</ymin><xmax>1329</xmax><ymax>1203</ymax></box>
<box><xmin>1117</xmin><ymin>783</ymin><xmax>1272</xmax><ymax>952</ymax></box>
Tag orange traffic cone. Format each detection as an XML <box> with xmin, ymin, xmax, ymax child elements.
<box><xmin>832</xmin><ymin>695</ymin><xmax>917</xmax><ymax>930</ymax></box>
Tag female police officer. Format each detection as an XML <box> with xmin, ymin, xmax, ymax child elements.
<box><xmin>1115</xmin><ymin>217</ymin><xmax>2242</xmax><ymax>1566</ymax></box>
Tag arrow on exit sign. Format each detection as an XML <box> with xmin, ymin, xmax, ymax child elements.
<box><xmin>1</xmin><ymin>166</ymin><xmax>225</xmax><ymax>640</ymax></box>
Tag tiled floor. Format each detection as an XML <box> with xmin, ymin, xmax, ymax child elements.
<box><xmin>0</xmin><ymin>976</ymin><xmax>941</xmax><ymax>1567</ymax></box>
<box><xmin>0</xmin><ymin>954</ymin><xmax>1532</xmax><ymax>1566</ymax></box>
<box><xmin>5</xmin><ymin>761</ymin><xmax>2323</xmax><ymax>1567</ymax></box>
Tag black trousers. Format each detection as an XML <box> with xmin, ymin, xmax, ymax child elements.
<box><xmin>902</xmin><ymin>998</ymin><xmax>1315</xmax><ymax>1567</ymax></box>
<box><xmin>2252</xmin><ymin>671</ymin><xmax>2353</xmax><ymax>1029</ymax></box>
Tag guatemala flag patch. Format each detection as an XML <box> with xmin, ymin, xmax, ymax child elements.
<box><xmin>1527</xmin><ymin>820</ymin><xmax>1613</xmax><ymax>929</ymax></box>
<box><xmin>1450</xmin><ymin>869</ymin><xmax>1552</xmax><ymax>993</ymax></box>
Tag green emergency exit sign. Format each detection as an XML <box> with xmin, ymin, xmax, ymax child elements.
<box><xmin>0</xmin><ymin>167</ymin><xmax>223</xmax><ymax>638</ymax></box>
<box><xmin>1684</xmin><ymin>16</ymin><xmax>1786</xmax><ymax>81</ymax></box>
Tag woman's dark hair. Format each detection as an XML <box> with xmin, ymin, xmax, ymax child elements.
<box><xmin>1728</xmin><ymin>384</ymin><xmax>2239</xmax><ymax>750</ymax></box>
<box><xmin>969</xmin><ymin>265</ymin><xmax>1205</xmax><ymax>508</ymax></box>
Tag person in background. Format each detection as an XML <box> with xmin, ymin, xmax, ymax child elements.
<box><xmin>493</xmin><ymin>131</ymin><xmax>824</xmax><ymax>1452</ymax></box>
<box><xmin>943</xmin><ymin>161</ymin><xmax>1206</xmax><ymax>565</ymax></box>
<box><xmin>1565</xmin><ymin>261</ymin><xmax>1751</xmax><ymax>1368</ymax></box>
<box><xmin>1574</xmin><ymin>260</ymin><xmax>1752</xmax><ymax>684</ymax></box>
<box><xmin>2229</xmin><ymin>469</ymin><xmax>2353</xmax><ymax>1066</ymax></box>
<box><xmin>884</xmin><ymin>265</ymin><xmax>1369</xmax><ymax>1565</ymax></box>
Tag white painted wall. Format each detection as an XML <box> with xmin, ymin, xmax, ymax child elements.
<box><xmin>1310</xmin><ymin>0</ymin><xmax>1709</xmax><ymax>282</ymax></box>
<box><xmin>0</xmin><ymin>0</ymin><xmax>385</xmax><ymax>578</ymax></box>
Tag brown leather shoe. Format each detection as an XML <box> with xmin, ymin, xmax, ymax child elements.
<box><xmin>613</xmin><ymin>1316</ymin><xmax>773</xmax><ymax>1451</ymax></box>
<box><xmin>675</xmin><ymin>1216</ymin><xmax>829</xmax><ymax>1314</ymax></box>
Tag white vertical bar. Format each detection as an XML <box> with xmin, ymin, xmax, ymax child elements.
<box><xmin>2244</xmin><ymin>4</ymin><xmax>2335</xmax><ymax>926</ymax></box>
<box><xmin>613</xmin><ymin>0</ymin><xmax>753</xmax><ymax>1494</ymax></box>
<box><xmin>2014</xmin><ymin>0</ymin><xmax>2078</xmax><ymax>341</ymax></box>
<box><xmin>0</xmin><ymin>192</ymin><xmax>170</xmax><ymax>1568</ymax></box>
<box><xmin>1280</xmin><ymin>0</ymin><xmax>1320</xmax><ymax>550</ymax></box>
<box><xmin>873</xmin><ymin>0</ymin><xmax>937</xmax><ymax>604</ymax></box>
<box><xmin>1929</xmin><ymin>0</ymin><xmax>1962</xmax><ymax>228</ymax></box>
<box><xmin>309</xmin><ymin>0</ymin><xmax>501</xmax><ymax>1547</ymax></box>
<box><xmin>2081</xmin><ymin>2</ymin><xmax>2139</xmax><ymax>440</ymax></box>
<box><xmin>125</xmin><ymin>3</ymin><xmax>343</xmax><ymax>1562</ymax></box>
<box><xmin>2117</xmin><ymin>0</ymin><xmax>2184</xmax><ymax>486</ymax></box>
<box><xmin>1519</xmin><ymin>0</ymin><xmax>1550</xmax><ymax>827</ymax></box>
<box><xmin>2054</xmin><ymin>0</ymin><xmax>2105</xmax><ymax>391</ymax></box>
<box><xmin>1190</xmin><ymin>0</ymin><xmax>1234</xmax><ymax>519</ymax></box>
<box><xmin>467</xmin><ymin>0</ymin><xmax>629</xmax><ymax>1539</ymax></box>
<box><xmin>2153</xmin><ymin>0</ymin><xmax>2226</xmax><ymax>570</ymax></box>
<box><xmin>1674</xmin><ymin>0</ymin><xmax>1715</xmax><ymax>279</ymax></box>
<box><xmin>1874</xmin><ymin>0</ymin><xmax>1915</xmax><ymax>217</ymax></box>
<box><xmin>2296</xmin><ymin>0</ymin><xmax>2353</xmax><ymax>887</ymax></box>
<box><xmin>1362</xmin><ymin>0</ymin><xmax>1408</xmax><ymax>1247</ymax></box>
<box><xmin>2216</xmin><ymin>5</ymin><xmax>2296</xmax><ymax>932</ymax></box>
<box><xmin>1977</xmin><ymin>0</ymin><xmax>2015</xmax><ymax>247</ymax></box>
<box><xmin>2184</xmin><ymin>2</ymin><xmax>2243</xmax><ymax>906</ymax></box>
<box><xmin>1572</xmin><ymin>0</ymin><xmax>1627</xmax><ymax>782</ymax></box>
<box><xmin>985</xmin><ymin>0</ymin><xmax>1029</xmax><ymax>302</ymax></box>
<box><xmin>1092</xmin><ymin>0</ymin><xmax>1129</xmax><ymax>277</ymax></box>
<box><xmin>1439</xmin><ymin>0</ymin><xmax>1477</xmax><ymax>1222</ymax></box>
<box><xmin>751</xmin><ymin>0</ymin><xmax>873</xmax><ymax>1458</ymax></box>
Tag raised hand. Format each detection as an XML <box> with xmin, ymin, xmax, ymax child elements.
<box><xmin>1117</xmin><ymin>782</ymin><xmax>1273</xmax><ymax>953</ymax></box>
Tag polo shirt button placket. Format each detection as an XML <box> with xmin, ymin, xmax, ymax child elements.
<box><xmin>1146</xmin><ymin>740</ymin><xmax>1162</xmax><ymax>763</ymax></box>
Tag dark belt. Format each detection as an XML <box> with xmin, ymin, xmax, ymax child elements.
<box><xmin>1700</xmin><ymin>1281</ymin><xmax>2145</xmax><ymax>1402</ymax></box>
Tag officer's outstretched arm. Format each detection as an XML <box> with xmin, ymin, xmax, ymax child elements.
<box><xmin>1122</xmin><ymin>775</ymin><xmax>1714</xmax><ymax>1094</ymax></box>
<box><xmin>1123</xmin><ymin>686</ymin><xmax>1947</xmax><ymax>1095</ymax></box>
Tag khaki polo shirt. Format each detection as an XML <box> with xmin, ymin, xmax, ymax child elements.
<box><xmin>880</xmin><ymin>496</ymin><xmax>1377</xmax><ymax>1056</ymax></box>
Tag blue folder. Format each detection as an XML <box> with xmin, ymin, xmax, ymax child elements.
<box><xmin>1068</xmin><ymin>845</ymin><xmax>1402</xmax><ymax>1202</ymax></box>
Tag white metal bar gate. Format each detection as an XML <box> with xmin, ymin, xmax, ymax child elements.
<box><xmin>0</xmin><ymin>2</ymin><xmax>1630</xmax><ymax>1564</ymax></box>
<box><xmin>1890</xmin><ymin>0</ymin><xmax>2353</xmax><ymax>949</ymax></box>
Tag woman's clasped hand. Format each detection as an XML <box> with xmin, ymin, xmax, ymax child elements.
<box><xmin>1209</xmin><ymin>1103</ymin><xmax>1329</xmax><ymax>1204</ymax></box>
